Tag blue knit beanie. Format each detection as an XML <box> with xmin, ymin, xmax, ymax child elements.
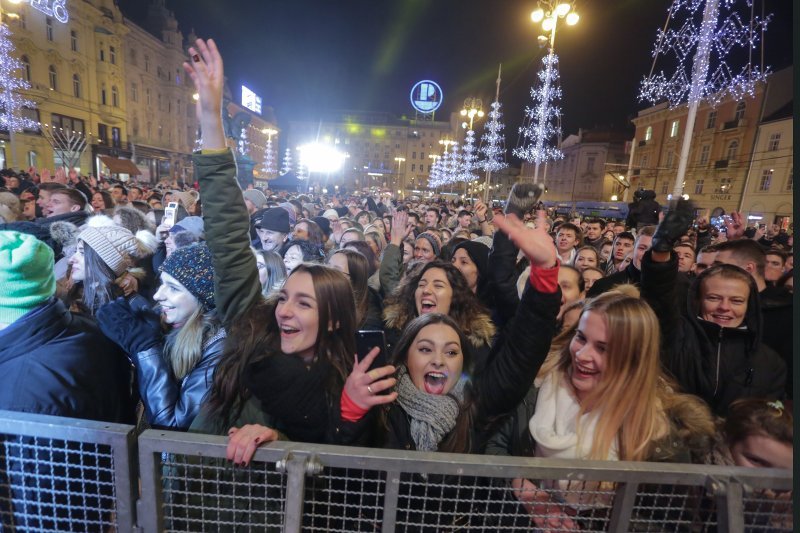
<box><xmin>159</xmin><ymin>243</ymin><xmax>216</xmax><ymax>310</ymax></box>
<box><xmin>0</xmin><ymin>231</ymin><xmax>56</xmax><ymax>324</ymax></box>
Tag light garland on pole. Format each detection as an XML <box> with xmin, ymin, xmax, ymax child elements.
<box><xmin>0</xmin><ymin>24</ymin><xmax>38</xmax><ymax>132</ymax></box>
<box><xmin>639</xmin><ymin>0</ymin><xmax>770</xmax><ymax>198</ymax></box>
<box><xmin>480</xmin><ymin>65</ymin><xmax>508</xmax><ymax>202</ymax></box>
<box><xmin>261</xmin><ymin>128</ymin><xmax>277</xmax><ymax>178</ymax></box>
<box><xmin>280</xmin><ymin>148</ymin><xmax>293</xmax><ymax>175</ymax></box>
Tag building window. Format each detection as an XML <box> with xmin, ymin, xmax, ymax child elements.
<box><xmin>411</xmin><ymin>163</ymin><xmax>416</xmax><ymax>172</ymax></box>
<box><xmin>670</xmin><ymin>120</ymin><xmax>679</xmax><ymax>138</ymax></box>
<box><xmin>420</xmin><ymin>164</ymin><xmax>424</xmax><ymax>172</ymax></box>
<box><xmin>46</xmin><ymin>17</ymin><xmax>53</xmax><ymax>41</ymax></box>
<box><xmin>758</xmin><ymin>169</ymin><xmax>772</xmax><ymax>191</ymax></box>
<box><xmin>768</xmin><ymin>133</ymin><xmax>781</xmax><ymax>151</ymax></box>
<box><xmin>18</xmin><ymin>13</ymin><xmax>26</xmax><ymax>29</ymax></box>
<box><xmin>111</xmin><ymin>127</ymin><xmax>121</xmax><ymax>148</ymax></box>
<box><xmin>644</xmin><ymin>126</ymin><xmax>652</xmax><ymax>141</ymax></box>
<box><xmin>699</xmin><ymin>144</ymin><xmax>710</xmax><ymax>165</ymax></box>
<box><xmin>726</xmin><ymin>140</ymin><xmax>739</xmax><ymax>161</ymax></box>
<box><xmin>706</xmin><ymin>110</ymin><xmax>717</xmax><ymax>129</ymax></box>
<box><xmin>694</xmin><ymin>179</ymin><xmax>704</xmax><ymax>194</ymax></box>
<box><xmin>101</xmin><ymin>87</ymin><xmax>107</xmax><ymax>105</ymax></box>
<box><xmin>665</xmin><ymin>151</ymin><xmax>674</xmax><ymax>168</ymax></box>
<box><xmin>129</xmin><ymin>48</ymin><xmax>137</xmax><ymax>66</ymax></box>
<box><xmin>111</xmin><ymin>86</ymin><xmax>119</xmax><ymax>107</ymax></box>
<box><xmin>130</xmin><ymin>82</ymin><xmax>138</xmax><ymax>102</ymax></box>
<box><xmin>72</xmin><ymin>74</ymin><xmax>80</xmax><ymax>98</ymax></box>
<box><xmin>586</xmin><ymin>156</ymin><xmax>596</xmax><ymax>172</ymax></box>
<box><xmin>20</xmin><ymin>55</ymin><xmax>30</xmax><ymax>82</ymax></box>
<box><xmin>787</xmin><ymin>168</ymin><xmax>793</xmax><ymax>191</ymax></box>
<box><xmin>99</xmin><ymin>47</ymin><xmax>104</xmax><ymax>62</ymax></box>
<box><xmin>661</xmin><ymin>181</ymin><xmax>669</xmax><ymax>194</ymax></box>
<box><xmin>716</xmin><ymin>177</ymin><xmax>733</xmax><ymax>193</ymax></box>
<box><xmin>48</xmin><ymin>65</ymin><xmax>57</xmax><ymax>90</ymax></box>
<box><xmin>146</xmin><ymin>88</ymin><xmax>151</xmax><ymax>106</ymax></box>
<box><xmin>412</xmin><ymin>152</ymin><xmax>417</xmax><ymax>159</ymax></box>
<box><xmin>421</xmin><ymin>152</ymin><xmax>425</xmax><ymax>159</ymax></box>
<box><xmin>109</xmin><ymin>46</ymin><xmax>116</xmax><ymax>65</ymax></box>
<box><xmin>28</xmin><ymin>151</ymin><xmax>38</xmax><ymax>168</ymax></box>
<box><xmin>144</xmin><ymin>55</ymin><xmax>150</xmax><ymax>72</ymax></box>
<box><xmin>639</xmin><ymin>154</ymin><xmax>648</xmax><ymax>168</ymax></box>
<box><xmin>734</xmin><ymin>101</ymin><xmax>746</xmax><ymax>121</ymax></box>
<box><xmin>70</xmin><ymin>30</ymin><xmax>78</xmax><ymax>52</ymax></box>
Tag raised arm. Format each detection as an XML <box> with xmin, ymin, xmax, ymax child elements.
<box><xmin>183</xmin><ymin>39</ymin><xmax>261</xmax><ymax>325</ymax></box>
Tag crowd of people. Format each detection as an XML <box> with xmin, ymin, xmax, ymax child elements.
<box><xmin>0</xmin><ymin>38</ymin><xmax>792</xmax><ymax>529</ymax></box>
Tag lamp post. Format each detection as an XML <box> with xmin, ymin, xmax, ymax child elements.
<box><xmin>261</xmin><ymin>127</ymin><xmax>278</xmax><ymax>179</ymax></box>
<box><xmin>394</xmin><ymin>156</ymin><xmax>406</xmax><ymax>198</ymax></box>
<box><xmin>529</xmin><ymin>2</ymin><xmax>579</xmax><ymax>183</ymax></box>
<box><xmin>459</xmin><ymin>98</ymin><xmax>484</xmax><ymax>199</ymax></box>
<box><xmin>1</xmin><ymin>0</ymin><xmax>26</xmax><ymax>169</ymax></box>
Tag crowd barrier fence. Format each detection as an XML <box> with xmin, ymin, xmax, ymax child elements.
<box><xmin>0</xmin><ymin>410</ymin><xmax>793</xmax><ymax>532</ymax></box>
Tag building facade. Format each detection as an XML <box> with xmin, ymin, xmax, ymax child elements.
<box><xmin>521</xmin><ymin>128</ymin><xmax>630</xmax><ymax>202</ymax></box>
<box><xmin>1</xmin><ymin>0</ymin><xmax>130</xmax><ymax>176</ymax></box>
<box><xmin>288</xmin><ymin>111</ymin><xmax>458</xmax><ymax>196</ymax></box>
<box><xmin>630</xmin><ymin>67</ymin><xmax>792</xmax><ymax>224</ymax></box>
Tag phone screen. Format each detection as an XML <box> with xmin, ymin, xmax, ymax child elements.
<box><xmin>162</xmin><ymin>201</ymin><xmax>179</xmax><ymax>228</ymax></box>
<box><xmin>355</xmin><ymin>330</ymin><xmax>389</xmax><ymax>387</ymax></box>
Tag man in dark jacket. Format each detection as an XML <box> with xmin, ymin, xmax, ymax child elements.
<box><xmin>626</xmin><ymin>189</ymin><xmax>660</xmax><ymax>229</ymax></box>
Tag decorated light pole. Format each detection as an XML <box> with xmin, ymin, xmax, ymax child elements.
<box><xmin>261</xmin><ymin>127</ymin><xmax>277</xmax><ymax>178</ymax></box>
<box><xmin>393</xmin><ymin>156</ymin><xmax>406</xmax><ymax>197</ymax></box>
<box><xmin>480</xmin><ymin>65</ymin><xmax>507</xmax><ymax>203</ymax></box>
<box><xmin>458</xmin><ymin>98</ymin><xmax>484</xmax><ymax>198</ymax></box>
<box><xmin>514</xmin><ymin>2</ymin><xmax>578</xmax><ymax>183</ymax></box>
<box><xmin>640</xmin><ymin>0</ymin><xmax>770</xmax><ymax>199</ymax></box>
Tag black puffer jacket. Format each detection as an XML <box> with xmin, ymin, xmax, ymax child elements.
<box><xmin>640</xmin><ymin>252</ymin><xmax>785</xmax><ymax>415</ymax></box>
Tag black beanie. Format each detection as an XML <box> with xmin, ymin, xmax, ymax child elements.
<box><xmin>452</xmin><ymin>240</ymin><xmax>489</xmax><ymax>284</ymax></box>
<box><xmin>257</xmin><ymin>207</ymin><xmax>291</xmax><ymax>233</ymax></box>
<box><xmin>311</xmin><ymin>216</ymin><xmax>331</xmax><ymax>237</ymax></box>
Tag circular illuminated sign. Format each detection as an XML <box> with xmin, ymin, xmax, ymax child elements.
<box><xmin>410</xmin><ymin>80</ymin><xmax>443</xmax><ymax>114</ymax></box>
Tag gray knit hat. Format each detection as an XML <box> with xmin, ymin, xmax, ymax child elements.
<box><xmin>78</xmin><ymin>225</ymin><xmax>141</xmax><ymax>276</ymax></box>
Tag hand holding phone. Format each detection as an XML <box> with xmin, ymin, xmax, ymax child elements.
<box><xmin>162</xmin><ymin>201</ymin><xmax>179</xmax><ymax>229</ymax></box>
<box><xmin>342</xmin><ymin>330</ymin><xmax>397</xmax><ymax>410</ymax></box>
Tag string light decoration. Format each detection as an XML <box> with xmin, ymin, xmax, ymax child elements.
<box><xmin>428</xmin><ymin>148</ymin><xmax>449</xmax><ymax>188</ymax></box>
<box><xmin>457</xmin><ymin>129</ymin><xmax>480</xmax><ymax>184</ymax></box>
<box><xmin>427</xmin><ymin>155</ymin><xmax>442</xmax><ymax>189</ymax></box>
<box><xmin>0</xmin><ymin>24</ymin><xmax>38</xmax><ymax>132</ymax></box>
<box><xmin>262</xmin><ymin>136</ymin><xmax>276</xmax><ymax>177</ymax></box>
<box><xmin>295</xmin><ymin>148</ymin><xmax>306</xmax><ymax>181</ymax></box>
<box><xmin>513</xmin><ymin>53</ymin><xmax>564</xmax><ymax>175</ymax></box>
<box><xmin>639</xmin><ymin>0</ymin><xmax>771</xmax><ymax>108</ymax></box>
<box><xmin>444</xmin><ymin>143</ymin><xmax>461</xmax><ymax>186</ymax></box>
<box><xmin>280</xmin><ymin>148</ymin><xmax>293</xmax><ymax>175</ymax></box>
<box><xmin>237</xmin><ymin>125</ymin><xmax>249</xmax><ymax>156</ymax></box>
<box><xmin>480</xmin><ymin>100</ymin><xmax>507</xmax><ymax>173</ymax></box>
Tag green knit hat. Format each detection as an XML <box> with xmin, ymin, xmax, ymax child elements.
<box><xmin>0</xmin><ymin>231</ymin><xmax>56</xmax><ymax>324</ymax></box>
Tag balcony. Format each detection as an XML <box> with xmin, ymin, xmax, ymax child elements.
<box><xmin>721</xmin><ymin>118</ymin><xmax>747</xmax><ymax>130</ymax></box>
<box><xmin>714</xmin><ymin>159</ymin><xmax>729</xmax><ymax>169</ymax></box>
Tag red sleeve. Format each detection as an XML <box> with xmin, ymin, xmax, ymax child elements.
<box><xmin>340</xmin><ymin>388</ymin><xmax>369</xmax><ymax>422</ymax></box>
<box><xmin>529</xmin><ymin>263</ymin><xmax>560</xmax><ymax>294</ymax></box>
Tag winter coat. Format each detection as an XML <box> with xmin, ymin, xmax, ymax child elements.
<box><xmin>626</xmin><ymin>190</ymin><xmax>660</xmax><ymax>228</ymax></box>
<box><xmin>132</xmin><ymin>327</ymin><xmax>226</xmax><ymax>430</ymax></box>
<box><xmin>381</xmin><ymin>282</ymin><xmax>560</xmax><ymax>453</ymax></box>
<box><xmin>759</xmin><ymin>285</ymin><xmax>793</xmax><ymax>398</ymax></box>
<box><xmin>190</xmin><ymin>150</ymin><xmax>365</xmax><ymax>444</ymax></box>
<box><xmin>0</xmin><ymin>297</ymin><xmax>133</xmax><ymax>421</ymax></box>
<box><xmin>586</xmin><ymin>262</ymin><xmax>642</xmax><ymax>298</ymax></box>
<box><xmin>640</xmin><ymin>251</ymin><xmax>785</xmax><ymax>415</ymax></box>
<box><xmin>378</xmin><ymin>242</ymin><xmax>404</xmax><ymax>298</ymax></box>
<box><xmin>0</xmin><ymin>298</ymin><xmax>134</xmax><ymax>531</ymax></box>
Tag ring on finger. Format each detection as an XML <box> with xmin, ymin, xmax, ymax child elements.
<box><xmin>367</xmin><ymin>385</ymin><xmax>374</xmax><ymax>395</ymax></box>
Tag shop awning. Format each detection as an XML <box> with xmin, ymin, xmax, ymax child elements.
<box><xmin>100</xmin><ymin>156</ymin><xmax>141</xmax><ymax>175</ymax></box>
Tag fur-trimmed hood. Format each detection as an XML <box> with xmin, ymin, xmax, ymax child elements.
<box><xmin>383</xmin><ymin>303</ymin><xmax>496</xmax><ymax>348</ymax></box>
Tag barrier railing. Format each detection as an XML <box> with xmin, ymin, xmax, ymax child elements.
<box><xmin>0</xmin><ymin>411</ymin><xmax>793</xmax><ymax>532</ymax></box>
<box><xmin>137</xmin><ymin>429</ymin><xmax>793</xmax><ymax>533</ymax></box>
<box><xmin>0</xmin><ymin>410</ymin><xmax>138</xmax><ymax>532</ymax></box>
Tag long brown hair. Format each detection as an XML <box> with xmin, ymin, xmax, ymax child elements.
<box><xmin>328</xmin><ymin>248</ymin><xmax>369</xmax><ymax>327</ymax></box>
<box><xmin>205</xmin><ymin>263</ymin><xmax>357</xmax><ymax>426</ymax></box>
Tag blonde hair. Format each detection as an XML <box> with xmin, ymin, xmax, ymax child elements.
<box><xmin>539</xmin><ymin>289</ymin><xmax>675</xmax><ymax>461</ymax></box>
<box><xmin>163</xmin><ymin>306</ymin><xmax>219</xmax><ymax>380</ymax></box>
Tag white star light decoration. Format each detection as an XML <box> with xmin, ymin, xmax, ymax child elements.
<box><xmin>0</xmin><ymin>24</ymin><xmax>38</xmax><ymax>132</ymax></box>
<box><xmin>514</xmin><ymin>53</ymin><xmax>564</xmax><ymax>165</ymax></box>
<box><xmin>458</xmin><ymin>129</ymin><xmax>480</xmax><ymax>184</ymax></box>
<box><xmin>639</xmin><ymin>0</ymin><xmax>770</xmax><ymax>107</ymax></box>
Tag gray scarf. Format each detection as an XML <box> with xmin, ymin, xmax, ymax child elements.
<box><xmin>395</xmin><ymin>365</ymin><xmax>468</xmax><ymax>451</ymax></box>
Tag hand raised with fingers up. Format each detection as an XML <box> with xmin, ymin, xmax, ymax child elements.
<box><xmin>493</xmin><ymin>210</ymin><xmax>557</xmax><ymax>269</ymax></box>
<box><xmin>390</xmin><ymin>210</ymin><xmax>412</xmax><ymax>246</ymax></box>
<box><xmin>182</xmin><ymin>38</ymin><xmax>226</xmax><ymax>150</ymax></box>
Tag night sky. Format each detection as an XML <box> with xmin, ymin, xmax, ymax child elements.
<box><xmin>118</xmin><ymin>0</ymin><xmax>793</xmax><ymax>156</ymax></box>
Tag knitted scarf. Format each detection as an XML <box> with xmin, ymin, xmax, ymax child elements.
<box><xmin>395</xmin><ymin>365</ymin><xmax>468</xmax><ymax>451</ymax></box>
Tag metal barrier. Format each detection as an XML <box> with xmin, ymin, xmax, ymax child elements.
<box><xmin>137</xmin><ymin>429</ymin><xmax>793</xmax><ymax>533</ymax></box>
<box><xmin>0</xmin><ymin>410</ymin><xmax>138</xmax><ymax>532</ymax></box>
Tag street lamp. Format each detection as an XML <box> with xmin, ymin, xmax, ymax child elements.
<box><xmin>459</xmin><ymin>98</ymin><xmax>484</xmax><ymax>131</ymax></box>
<box><xmin>459</xmin><ymin>99</ymin><xmax>484</xmax><ymax>198</ymax></box>
<box><xmin>528</xmin><ymin>1</ymin><xmax>579</xmax><ymax>183</ymax></box>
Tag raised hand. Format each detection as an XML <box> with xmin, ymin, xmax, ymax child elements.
<box><xmin>723</xmin><ymin>211</ymin><xmax>745</xmax><ymax>240</ymax></box>
<box><xmin>226</xmin><ymin>424</ymin><xmax>279</xmax><ymax>466</ymax></box>
<box><xmin>651</xmin><ymin>198</ymin><xmax>694</xmax><ymax>253</ymax></box>
<box><xmin>390</xmin><ymin>210</ymin><xmax>412</xmax><ymax>246</ymax></box>
<box><xmin>493</xmin><ymin>210</ymin><xmax>557</xmax><ymax>269</ymax></box>
<box><xmin>182</xmin><ymin>38</ymin><xmax>226</xmax><ymax>150</ymax></box>
<box><xmin>343</xmin><ymin>347</ymin><xmax>398</xmax><ymax>410</ymax></box>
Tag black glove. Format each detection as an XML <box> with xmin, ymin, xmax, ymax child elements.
<box><xmin>504</xmin><ymin>183</ymin><xmax>544</xmax><ymax>219</ymax></box>
<box><xmin>651</xmin><ymin>199</ymin><xmax>695</xmax><ymax>253</ymax></box>
<box><xmin>97</xmin><ymin>297</ymin><xmax>163</xmax><ymax>356</ymax></box>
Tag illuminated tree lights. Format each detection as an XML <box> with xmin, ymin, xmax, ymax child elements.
<box><xmin>0</xmin><ymin>24</ymin><xmax>38</xmax><ymax>132</ymax></box>
<box><xmin>480</xmin><ymin>100</ymin><xmax>507</xmax><ymax>173</ymax></box>
<box><xmin>514</xmin><ymin>53</ymin><xmax>564</xmax><ymax>167</ymax></box>
<box><xmin>458</xmin><ymin>129</ymin><xmax>480</xmax><ymax>184</ymax></box>
<box><xmin>262</xmin><ymin>136</ymin><xmax>276</xmax><ymax>177</ymax></box>
<box><xmin>639</xmin><ymin>0</ymin><xmax>771</xmax><ymax>107</ymax></box>
<box><xmin>280</xmin><ymin>148</ymin><xmax>292</xmax><ymax>175</ymax></box>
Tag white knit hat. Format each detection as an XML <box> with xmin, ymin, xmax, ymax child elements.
<box><xmin>78</xmin><ymin>225</ymin><xmax>148</xmax><ymax>276</ymax></box>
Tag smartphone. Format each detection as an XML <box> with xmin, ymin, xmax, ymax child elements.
<box><xmin>162</xmin><ymin>201</ymin><xmax>179</xmax><ymax>228</ymax></box>
<box><xmin>356</xmin><ymin>329</ymin><xmax>389</xmax><ymax>378</ymax></box>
